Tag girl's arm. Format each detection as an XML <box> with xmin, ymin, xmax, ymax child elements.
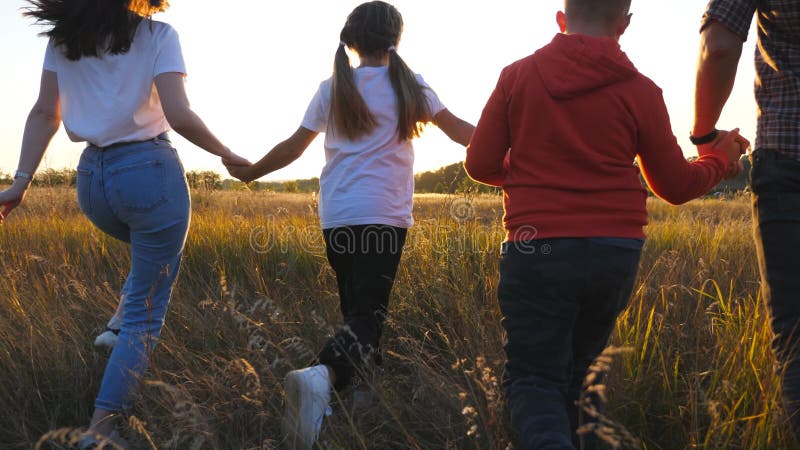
<box><xmin>0</xmin><ymin>70</ymin><xmax>61</xmax><ymax>221</ymax></box>
<box><xmin>227</xmin><ymin>127</ymin><xmax>318</xmax><ymax>183</ymax></box>
<box><xmin>154</xmin><ymin>72</ymin><xmax>248</xmax><ymax>165</ymax></box>
<box><xmin>434</xmin><ymin>109</ymin><xmax>474</xmax><ymax>147</ymax></box>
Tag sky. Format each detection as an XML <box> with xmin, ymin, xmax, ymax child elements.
<box><xmin>0</xmin><ymin>1</ymin><xmax>758</xmax><ymax>182</ymax></box>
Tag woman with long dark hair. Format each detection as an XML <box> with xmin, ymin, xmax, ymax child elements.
<box><xmin>0</xmin><ymin>0</ymin><xmax>249</xmax><ymax>446</ymax></box>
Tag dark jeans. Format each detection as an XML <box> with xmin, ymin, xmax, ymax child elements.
<box><xmin>318</xmin><ymin>225</ymin><xmax>407</xmax><ymax>391</ymax></box>
<box><xmin>499</xmin><ymin>238</ymin><xmax>642</xmax><ymax>450</ymax></box>
<box><xmin>751</xmin><ymin>149</ymin><xmax>800</xmax><ymax>438</ymax></box>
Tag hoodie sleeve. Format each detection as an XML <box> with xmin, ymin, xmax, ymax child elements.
<box><xmin>465</xmin><ymin>70</ymin><xmax>510</xmax><ymax>187</ymax></box>
<box><xmin>636</xmin><ymin>84</ymin><xmax>728</xmax><ymax>205</ymax></box>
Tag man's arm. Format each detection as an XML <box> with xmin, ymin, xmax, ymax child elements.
<box><xmin>693</xmin><ymin>21</ymin><xmax>745</xmax><ymax>137</ymax></box>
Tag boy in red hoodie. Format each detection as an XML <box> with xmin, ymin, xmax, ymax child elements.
<box><xmin>465</xmin><ymin>1</ymin><xmax>746</xmax><ymax>448</ymax></box>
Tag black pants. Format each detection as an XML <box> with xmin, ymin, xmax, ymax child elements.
<box><xmin>752</xmin><ymin>149</ymin><xmax>800</xmax><ymax>438</ymax></box>
<box><xmin>498</xmin><ymin>238</ymin><xmax>641</xmax><ymax>449</ymax></box>
<box><xmin>318</xmin><ymin>225</ymin><xmax>407</xmax><ymax>391</ymax></box>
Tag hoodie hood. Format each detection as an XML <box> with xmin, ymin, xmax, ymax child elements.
<box><xmin>534</xmin><ymin>33</ymin><xmax>639</xmax><ymax>99</ymax></box>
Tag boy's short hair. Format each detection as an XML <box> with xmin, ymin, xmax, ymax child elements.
<box><xmin>565</xmin><ymin>0</ymin><xmax>632</xmax><ymax>27</ymax></box>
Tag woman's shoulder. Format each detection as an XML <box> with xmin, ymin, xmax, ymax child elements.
<box><xmin>137</xmin><ymin>19</ymin><xmax>180</xmax><ymax>40</ymax></box>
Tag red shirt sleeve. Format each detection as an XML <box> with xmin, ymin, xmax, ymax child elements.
<box><xmin>465</xmin><ymin>70</ymin><xmax>511</xmax><ymax>187</ymax></box>
<box><xmin>636</xmin><ymin>86</ymin><xmax>728</xmax><ymax>205</ymax></box>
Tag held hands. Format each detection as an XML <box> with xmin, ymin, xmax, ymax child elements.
<box><xmin>220</xmin><ymin>150</ymin><xmax>254</xmax><ymax>183</ymax></box>
<box><xmin>0</xmin><ymin>181</ymin><xmax>29</xmax><ymax>224</ymax></box>
<box><xmin>225</xmin><ymin>164</ymin><xmax>254</xmax><ymax>183</ymax></box>
<box><xmin>697</xmin><ymin>128</ymin><xmax>750</xmax><ymax>179</ymax></box>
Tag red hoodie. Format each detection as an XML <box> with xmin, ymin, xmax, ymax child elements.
<box><xmin>465</xmin><ymin>33</ymin><xmax>728</xmax><ymax>241</ymax></box>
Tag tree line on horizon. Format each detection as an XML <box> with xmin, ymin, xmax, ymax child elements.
<box><xmin>0</xmin><ymin>156</ymin><xmax>751</xmax><ymax>195</ymax></box>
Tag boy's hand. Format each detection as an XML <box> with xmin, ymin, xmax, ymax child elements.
<box><xmin>698</xmin><ymin>128</ymin><xmax>749</xmax><ymax>179</ymax></box>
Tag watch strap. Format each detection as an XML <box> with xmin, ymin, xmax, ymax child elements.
<box><xmin>690</xmin><ymin>129</ymin><xmax>719</xmax><ymax>146</ymax></box>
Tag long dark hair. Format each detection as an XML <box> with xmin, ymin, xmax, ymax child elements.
<box><xmin>23</xmin><ymin>0</ymin><xmax>169</xmax><ymax>61</ymax></box>
<box><xmin>332</xmin><ymin>1</ymin><xmax>433</xmax><ymax>142</ymax></box>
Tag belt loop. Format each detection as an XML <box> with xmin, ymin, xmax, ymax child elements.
<box><xmin>155</xmin><ymin>132</ymin><xmax>171</xmax><ymax>145</ymax></box>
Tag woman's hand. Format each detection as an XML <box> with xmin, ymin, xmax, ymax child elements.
<box><xmin>225</xmin><ymin>163</ymin><xmax>254</xmax><ymax>183</ymax></box>
<box><xmin>0</xmin><ymin>181</ymin><xmax>29</xmax><ymax>223</ymax></box>
<box><xmin>221</xmin><ymin>151</ymin><xmax>251</xmax><ymax>168</ymax></box>
<box><xmin>221</xmin><ymin>151</ymin><xmax>254</xmax><ymax>182</ymax></box>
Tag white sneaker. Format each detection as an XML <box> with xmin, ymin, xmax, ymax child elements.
<box><xmin>283</xmin><ymin>365</ymin><xmax>332</xmax><ymax>450</ymax></box>
<box><xmin>93</xmin><ymin>328</ymin><xmax>120</xmax><ymax>351</ymax></box>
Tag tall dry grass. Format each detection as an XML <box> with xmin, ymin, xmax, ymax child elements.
<box><xmin>0</xmin><ymin>188</ymin><xmax>792</xmax><ymax>449</ymax></box>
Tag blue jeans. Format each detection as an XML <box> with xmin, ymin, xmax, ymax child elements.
<box><xmin>498</xmin><ymin>238</ymin><xmax>642</xmax><ymax>450</ymax></box>
<box><xmin>76</xmin><ymin>135</ymin><xmax>190</xmax><ymax>412</ymax></box>
<box><xmin>751</xmin><ymin>149</ymin><xmax>800</xmax><ymax>438</ymax></box>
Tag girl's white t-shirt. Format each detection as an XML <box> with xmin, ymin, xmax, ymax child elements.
<box><xmin>42</xmin><ymin>20</ymin><xmax>186</xmax><ymax>147</ymax></box>
<box><xmin>301</xmin><ymin>66</ymin><xmax>445</xmax><ymax>230</ymax></box>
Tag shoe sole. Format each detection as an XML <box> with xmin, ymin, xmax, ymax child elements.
<box><xmin>93</xmin><ymin>337</ymin><xmax>117</xmax><ymax>351</ymax></box>
<box><xmin>283</xmin><ymin>371</ymin><xmax>310</xmax><ymax>450</ymax></box>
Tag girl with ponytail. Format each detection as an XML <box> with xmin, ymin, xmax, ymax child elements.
<box><xmin>227</xmin><ymin>2</ymin><xmax>474</xmax><ymax>448</ymax></box>
<box><xmin>2</xmin><ymin>1</ymin><xmax>249</xmax><ymax>447</ymax></box>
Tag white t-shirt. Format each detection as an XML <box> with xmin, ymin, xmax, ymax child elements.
<box><xmin>43</xmin><ymin>20</ymin><xmax>186</xmax><ymax>147</ymax></box>
<box><xmin>301</xmin><ymin>66</ymin><xmax>445</xmax><ymax>229</ymax></box>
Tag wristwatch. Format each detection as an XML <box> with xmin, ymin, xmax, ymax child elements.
<box><xmin>690</xmin><ymin>129</ymin><xmax>719</xmax><ymax>145</ymax></box>
<box><xmin>14</xmin><ymin>170</ymin><xmax>33</xmax><ymax>181</ymax></box>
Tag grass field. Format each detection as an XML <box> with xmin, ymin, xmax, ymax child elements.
<box><xmin>0</xmin><ymin>187</ymin><xmax>793</xmax><ymax>449</ymax></box>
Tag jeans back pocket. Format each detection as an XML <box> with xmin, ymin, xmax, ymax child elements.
<box><xmin>110</xmin><ymin>160</ymin><xmax>168</xmax><ymax>213</ymax></box>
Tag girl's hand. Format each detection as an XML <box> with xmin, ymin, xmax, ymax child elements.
<box><xmin>226</xmin><ymin>163</ymin><xmax>253</xmax><ymax>183</ymax></box>
<box><xmin>221</xmin><ymin>151</ymin><xmax>253</xmax><ymax>182</ymax></box>
<box><xmin>0</xmin><ymin>181</ymin><xmax>29</xmax><ymax>223</ymax></box>
<box><xmin>221</xmin><ymin>150</ymin><xmax>254</xmax><ymax>182</ymax></box>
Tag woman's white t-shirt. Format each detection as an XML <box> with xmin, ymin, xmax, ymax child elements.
<box><xmin>42</xmin><ymin>20</ymin><xmax>186</xmax><ymax>147</ymax></box>
<box><xmin>301</xmin><ymin>66</ymin><xmax>445</xmax><ymax>230</ymax></box>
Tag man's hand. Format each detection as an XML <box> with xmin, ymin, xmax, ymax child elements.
<box><xmin>726</xmin><ymin>132</ymin><xmax>750</xmax><ymax>179</ymax></box>
<box><xmin>698</xmin><ymin>128</ymin><xmax>749</xmax><ymax>179</ymax></box>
